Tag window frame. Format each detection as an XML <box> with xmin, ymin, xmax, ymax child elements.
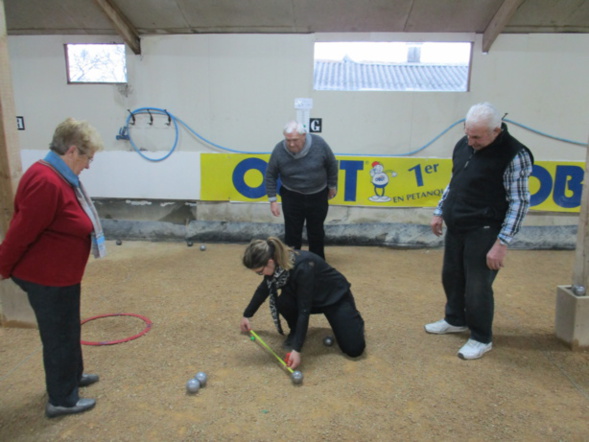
<box><xmin>313</xmin><ymin>40</ymin><xmax>473</xmax><ymax>93</ymax></box>
<box><xmin>64</xmin><ymin>43</ymin><xmax>128</xmax><ymax>85</ymax></box>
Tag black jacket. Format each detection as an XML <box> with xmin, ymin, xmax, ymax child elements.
<box><xmin>243</xmin><ymin>251</ymin><xmax>351</xmax><ymax>351</ymax></box>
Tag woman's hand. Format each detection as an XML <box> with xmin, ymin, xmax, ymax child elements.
<box><xmin>240</xmin><ymin>317</ymin><xmax>252</xmax><ymax>333</ymax></box>
<box><xmin>286</xmin><ymin>350</ymin><xmax>301</xmax><ymax>369</ymax></box>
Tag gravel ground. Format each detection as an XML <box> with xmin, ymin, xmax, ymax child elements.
<box><xmin>1</xmin><ymin>241</ymin><xmax>588</xmax><ymax>441</ymax></box>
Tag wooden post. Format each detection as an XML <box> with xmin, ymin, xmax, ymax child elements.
<box><xmin>572</xmin><ymin>133</ymin><xmax>589</xmax><ymax>289</ymax></box>
<box><xmin>555</xmin><ymin>130</ymin><xmax>589</xmax><ymax>349</ymax></box>
<box><xmin>0</xmin><ymin>0</ymin><xmax>36</xmax><ymax>328</ymax></box>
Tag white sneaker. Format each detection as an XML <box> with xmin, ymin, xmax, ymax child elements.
<box><xmin>458</xmin><ymin>339</ymin><xmax>493</xmax><ymax>360</ymax></box>
<box><xmin>424</xmin><ymin>319</ymin><xmax>468</xmax><ymax>334</ymax></box>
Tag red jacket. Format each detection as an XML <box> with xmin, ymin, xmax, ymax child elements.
<box><xmin>0</xmin><ymin>161</ymin><xmax>92</xmax><ymax>286</ymax></box>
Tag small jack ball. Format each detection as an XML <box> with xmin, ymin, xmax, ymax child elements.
<box><xmin>291</xmin><ymin>370</ymin><xmax>304</xmax><ymax>385</ymax></box>
<box><xmin>195</xmin><ymin>372</ymin><xmax>208</xmax><ymax>387</ymax></box>
<box><xmin>187</xmin><ymin>241</ymin><xmax>193</xmax><ymax>247</ymax></box>
<box><xmin>186</xmin><ymin>378</ymin><xmax>200</xmax><ymax>394</ymax></box>
<box><xmin>116</xmin><ymin>239</ymin><xmax>122</xmax><ymax>246</ymax></box>
<box><xmin>200</xmin><ymin>245</ymin><xmax>207</xmax><ymax>251</ymax></box>
<box><xmin>323</xmin><ymin>336</ymin><xmax>334</xmax><ymax>347</ymax></box>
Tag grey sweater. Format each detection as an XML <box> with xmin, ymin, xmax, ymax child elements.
<box><xmin>265</xmin><ymin>134</ymin><xmax>338</xmax><ymax>201</ymax></box>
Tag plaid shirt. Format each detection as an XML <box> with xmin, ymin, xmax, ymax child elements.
<box><xmin>434</xmin><ymin>148</ymin><xmax>534</xmax><ymax>244</ymax></box>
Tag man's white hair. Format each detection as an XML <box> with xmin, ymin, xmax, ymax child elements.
<box><xmin>283</xmin><ymin>120</ymin><xmax>307</xmax><ymax>135</ymax></box>
<box><xmin>465</xmin><ymin>102</ymin><xmax>502</xmax><ymax>130</ymax></box>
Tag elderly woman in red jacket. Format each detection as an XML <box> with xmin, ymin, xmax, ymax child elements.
<box><xmin>0</xmin><ymin>118</ymin><xmax>106</xmax><ymax>418</ymax></box>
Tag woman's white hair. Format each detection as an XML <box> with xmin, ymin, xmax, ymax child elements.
<box><xmin>465</xmin><ymin>102</ymin><xmax>502</xmax><ymax>130</ymax></box>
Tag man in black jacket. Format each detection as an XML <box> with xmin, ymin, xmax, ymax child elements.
<box><xmin>425</xmin><ymin>102</ymin><xmax>534</xmax><ymax>360</ymax></box>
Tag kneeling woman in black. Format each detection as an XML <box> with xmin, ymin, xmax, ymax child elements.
<box><xmin>240</xmin><ymin>237</ymin><xmax>365</xmax><ymax>369</ymax></box>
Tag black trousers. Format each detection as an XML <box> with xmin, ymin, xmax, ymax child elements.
<box><xmin>13</xmin><ymin>277</ymin><xmax>84</xmax><ymax>407</ymax></box>
<box><xmin>279</xmin><ymin>186</ymin><xmax>329</xmax><ymax>260</ymax></box>
<box><xmin>441</xmin><ymin>226</ymin><xmax>499</xmax><ymax>344</ymax></box>
<box><xmin>277</xmin><ymin>291</ymin><xmax>366</xmax><ymax>357</ymax></box>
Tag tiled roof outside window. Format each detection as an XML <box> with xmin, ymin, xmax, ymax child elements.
<box><xmin>314</xmin><ymin>57</ymin><xmax>468</xmax><ymax>92</ymax></box>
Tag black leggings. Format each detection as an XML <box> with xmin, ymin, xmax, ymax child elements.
<box><xmin>278</xmin><ymin>291</ymin><xmax>366</xmax><ymax>357</ymax></box>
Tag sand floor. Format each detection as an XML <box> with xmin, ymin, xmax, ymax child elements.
<box><xmin>0</xmin><ymin>240</ymin><xmax>588</xmax><ymax>441</ymax></box>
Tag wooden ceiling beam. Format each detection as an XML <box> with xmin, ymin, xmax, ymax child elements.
<box><xmin>93</xmin><ymin>0</ymin><xmax>141</xmax><ymax>55</ymax></box>
<box><xmin>482</xmin><ymin>0</ymin><xmax>525</xmax><ymax>53</ymax></box>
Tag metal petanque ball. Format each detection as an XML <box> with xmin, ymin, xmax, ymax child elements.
<box><xmin>572</xmin><ymin>285</ymin><xmax>586</xmax><ymax>296</ymax></box>
<box><xmin>323</xmin><ymin>336</ymin><xmax>334</xmax><ymax>347</ymax></box>
<box><xmin>186</xmin><ymin>378</ymin><xmax>201</xmax><ymax>394</ymax></box>
<box><xmin>291</xmin><ymin>370</ymin><xmax>304</xmax><ymax>385</ymax></box>
<box><xmin>200</xmin><ymin>245</ymin><xmax>207</xmax><ymax>251</ymax></box>
<box><xmin>187</xmin><ymin>241</ymin><xmax>193</xmax><ymax>247</ymax></box>
<box><xmin>116</xmin><ymin>239</ymin><xmax>122</xmax><ymax>246</ymax></box>
<box><xmin>195</xmin><ymin>371</ymin><xmax>208</xmax><ymax>387</ymax></box>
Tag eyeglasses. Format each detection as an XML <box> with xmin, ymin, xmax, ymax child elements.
<box><xmin>77</xmin><ymin>148</ymin><xmax>94</xmax><ymax>163</ymax></box>
<box><xmin>254</xmin><ymin>262</ymin><xmax>269</xmax><ymax>275</ymax></box>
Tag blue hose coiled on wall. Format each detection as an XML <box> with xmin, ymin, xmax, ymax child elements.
<box><xmin>117</xmin><ymin>107</ymin><xmax>587</xmax><ymax>162</ymax></box>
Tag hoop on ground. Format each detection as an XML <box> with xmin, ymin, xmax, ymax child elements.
<box><xmin>81</xmin><ymin>313</ymin><xmax>152</xmax><ymax>346</ymax></box>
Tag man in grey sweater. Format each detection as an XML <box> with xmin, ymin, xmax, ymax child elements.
<box><xmin>265</xmin><ymin>121</ymin><xmax>338</xmax><ymax>260</ymax></box>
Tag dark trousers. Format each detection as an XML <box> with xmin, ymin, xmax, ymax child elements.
<box><xmin>277</xmin><ymin>291</ymin><xmax>366</xmax><ymax>357</ymax></box>
<box><xmin>280</xmin><ymin>186</ymin><xmax>329</xmax><ymax>259</ymax></box>
<box><xmin>441</xmin><ymin>226</ymin><xmax>499</xmax><ymax>344</ymax></box>
<box><xmin>13</xmin><ymin>277</ymin><xmax>83</xmax><ymax>407</ymax></box>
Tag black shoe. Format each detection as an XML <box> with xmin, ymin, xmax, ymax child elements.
<box><xmin>45</xmin><ymin>398</ymin><xmax>96</xmax><ymax>418</ymax></box>
<box><xmin>282</xmin><ymin>334</ymin><xmax>294</xmax><ymax>349</ymax></box>
<box><xmin>79</xmin><ymin>373</ymin><xmax>99</xmax><ymax>387</ymax></box>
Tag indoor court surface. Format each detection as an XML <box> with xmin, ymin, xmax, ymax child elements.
<box><xmin>1</xmin><ymin>240</ymin><xmax>588</xmax><ymax>441</ymax></box>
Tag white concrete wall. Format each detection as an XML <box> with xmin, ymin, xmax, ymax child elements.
<box><xmin>7</xmin><ymin>32</ymin><xmax>589</xmax><ymax>227</ymax></box>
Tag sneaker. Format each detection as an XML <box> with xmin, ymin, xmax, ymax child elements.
<box><xmin>424</xmin><ymin>319</ymin><xmax>468</xmax><ymax>334</ymax></box>
<box><xmin>458</xmin><ymin>339</ymin><xmax>493</xmax><ymax>360</ymax></box>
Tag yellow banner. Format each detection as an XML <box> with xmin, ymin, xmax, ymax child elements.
<box><xmin>201</xmin><ymin>154</ymin><xmax>584</xmax><ymax>213</ymax></box>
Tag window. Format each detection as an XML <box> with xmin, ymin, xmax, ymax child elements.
<box><xmin>65</xmin><ymin>43</ymin><xmax>127</xmax><ymax>84</ymax></box>
<box><xmin>314</xmin><ymin>42</ymin><xmax>471</xmax><ymax>92</ymax></box>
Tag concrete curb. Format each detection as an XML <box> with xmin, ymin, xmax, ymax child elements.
<box><xmin>102</xmin><ymin>219</ymin><xmax>578</xmax><ymax>250</ymax></box>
